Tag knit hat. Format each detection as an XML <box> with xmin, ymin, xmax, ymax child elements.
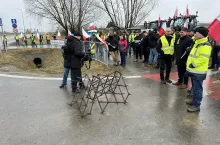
<box><xmin>73</xmin><ymin>32</ymin><xmax>82</xmax><ymax>37</ymax></box>
<box><xmin>194</xmin><ymin>27</ymin><xmax>209</xmax><ymax>37</ymax></box>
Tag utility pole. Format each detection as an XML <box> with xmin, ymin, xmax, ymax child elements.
<box><xmin>17</xmin><ymin>8</ymin><xmax>26</xmax><ymax>33</ymax></box>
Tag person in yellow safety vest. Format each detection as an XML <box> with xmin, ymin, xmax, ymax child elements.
<box><xmin>185</xmin><ymin>27</ymin><xmax>212</xmax><ymax>112</ymax></box>
<box><xmin>46</xmin><ymin>34</ymin><xmax>51</xmax><ymax>45</ymax></box>
<box><xmin>23</xmin><ymin>35</ymin><xmax>28</xmax><ymax>46</ymax></box>
<box><xmin>30</xmin><ymin>33</ymin><xmax>37</xmax><ymax>48</ymax></box>
<box><xmin>156</xmin><ymin>27</ymin><xmax>175</xmax><ymax>84</ymax></box>
<box><xmin>128</xmin><ymin>32</ymin><xmax>136</xmax><ymax>56</ymax></box>
<box><xmin>2</xmin><ymin>35</ymin><xmax>8</xmax><ymax>49</ymax></box>
<box><xmin>15</xmin><ymin>34</ymin><xmax>20</xmax><ymax>46</ymax></box>
<box><xmin>89</xmin><ymin>42</ymin><xmax>96</xmax><ymax>57</ymax></box>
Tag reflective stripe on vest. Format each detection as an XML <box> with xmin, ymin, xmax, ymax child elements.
<box><xmin>161</xmin><ymin>36</ymin><xmax>174</xmax><ymax>55</ymax></box>
<box><xmin>186</xmin><ymin>37</ymin><xmax>212</xmax><ymax>74</ymax></box>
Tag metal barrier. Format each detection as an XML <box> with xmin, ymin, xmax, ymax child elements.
<box><xmin>68</xmin><ymin>71</ymin><xmax>131</xmax><ymax>118</ymax></box>
<box><xmin>82</xmin><ymin>41</ymin><xmax>109</xmax><ymax>66</ymax></box>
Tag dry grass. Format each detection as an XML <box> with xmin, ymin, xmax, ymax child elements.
<box><xmin>0</xmin><ymin>48</ymin><xmax>126</xmax><ymax>75</ymax></box>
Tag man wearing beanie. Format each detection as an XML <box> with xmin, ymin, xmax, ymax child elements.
<box><xmin>173</xmin><ymin>27</ymin><xmax>193</xmax><ymax>88</ymax></box>
<box><xmin>185</xmin><ymin>27</ymin><xmax>212</xmax><ymax>112</ymax></box>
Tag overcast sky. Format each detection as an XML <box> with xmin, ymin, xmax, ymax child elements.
<box><xmin>0</xmin><ymin>0</ymin><xmax>219</xmax><ymax>32</ymax></box>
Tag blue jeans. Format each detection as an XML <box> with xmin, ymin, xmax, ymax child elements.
<box><xmin>187</xmin><ymin>72</ymin><xmax>205</xmax><ymax>108</ymax></box>
<box><xmin>96</xmin><ymin>44</ymin><xmax>104</xmax><ymax>57</ymax></box>
<box><xmin>62</xmin><ymin>67</ymin><xmax>71</xmax><ymax>85</ymax></box>
<box><xmin>120</xmin><ymin>51</ymin><xmax>126</xmax><ymax>65</ymax></box>
<box><xmin>149</xmin><ymin>48</ymin><xmax>158</xmax><ymax>64</ymax></box>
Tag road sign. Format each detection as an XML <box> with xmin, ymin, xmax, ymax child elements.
<box><xmin>13</xmin><ymin>28</ymin><xmax>18</xmax><ymax>33</ymax></box>
<box><xmin>0</xmin><ymin>18</ymin><xmax>3</xmax><ymax>26</ymax></box>
<box><xmin>12</xmin><ymin>24</ymin><xmax>17</xmax><ymax>29</ymax></box>
<box><xmin>11</xmin><ymin>19</ymin><xmax>17</xmax><ymax>24</ymax></box>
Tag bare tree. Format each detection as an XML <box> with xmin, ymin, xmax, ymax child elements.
<box><xmin>24</xmin><ymin>0</ymin><xmax>99</xmax><ymax>33</ymax></box>
<box><xmin>95</xmin><ymin>0</ymin><xmax>158</xmax><ymax>28</ymax></box>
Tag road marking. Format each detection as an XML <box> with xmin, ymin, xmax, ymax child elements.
<box><xmin>0</xmin><ymin>73</ymin><xmax>142</xmax><ymax>80</ymax></box>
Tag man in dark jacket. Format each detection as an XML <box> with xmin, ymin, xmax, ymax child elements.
<box><xmin>172</xmin><ymin>27</ymin><xmax>193</xmax><ymax>87</ymax></box>
<box><xmin>148</xmin><ymin>29</ymin><xmax>160</xmax><ymax>66</ymax></box>
<box><xmin>141</xmin><ymin>31</ymin><xmax>149</xmax><ymax>63</ymax></box>
<box><xmin>134</xmin><ymin>32</ymin><xmax>143</xmax><ymax>62</ymax></box>
<box><xmin>63</xmin><ymin>32</ymin><xmax>85</xmax><ymax>92</ymax></box>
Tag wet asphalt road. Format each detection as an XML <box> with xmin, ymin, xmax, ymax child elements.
<box><xmin>0</xmin><ymin>57</ymin><xmax>220</xmax><ymax>145</ymax></box>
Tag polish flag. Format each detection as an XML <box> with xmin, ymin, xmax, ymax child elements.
<box><xmin>184</xmin><ymin>18</ymin><xmax>189</xmax><ymax>28</ymax></box>
<box><xmin>57</xmin><ymin>31</ymin><xmax>62</xmax><ymax>39</ymax></box>
<box><xmin>68</xmin><ymin>30</ymin><xmax>71</xmax><ymax>36</ymax></box>
<box><xmin>158</xmin><ymin>15</ymin><xmax>161</xmax><ymax>26</ymax></box>
<box><xmin>208</xmin><ymin>14</ymin><xmax>220</xmax><ymax>45</ymax></box>
<box><xmin>82</xmin><ymin>28</ymin><xmax>90</xmax><ymax>42</ymax></box>
<box><xmin>173</xmin><ymin>7</ymin><xmax>178</xmax><ymax>19</ymax></box>
<box><xmin>36</xmin><ymin>33</ymin><xmax>39</xmax><ymax>41</ymax></box>
<box><xmin>20</xmin><ymin>32</ymin><xmax>24</xmax><ymax>40</ymax></box>
<box><xmin>159</xmin><ymin>21</ymin><xmax>167</xmax><ymax>36</ymax></box>
<box><xmin>89</xmin><ymin>23</ymin><xmax>95</xmax><ymax>30</ymax></box>
<box><xmin>96</xmin><ymin>34</ymin><xmax>106</xmax><ymax>44</ymax></box>
<box><xmin>185</xmin><ymin>4</ymin><xmax>189</xmax><ymax>18</ymax></box>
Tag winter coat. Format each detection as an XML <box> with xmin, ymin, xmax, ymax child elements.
<box><xmin>118</xmin><ymin>39</ymin><xmax>128</xmax><ymax>52</ymax></box>
<box><xmin>175</xmin><ymin>35</ymin><xmax>193</xmax><ymax>65</ymax></box>
<box><xmin>64</xmin><ymin>36</ymin><xmax>85</xmax><ymax>69</ymax></box>
<box><xmin>106</xmin><ymin>36</ymin><xmax>118</xmax><ymax>51</ymax></box>
<box><xmin>148</xmin><ymin>32</ymin><xmax>160</xmax><ymax>48</ymax></box>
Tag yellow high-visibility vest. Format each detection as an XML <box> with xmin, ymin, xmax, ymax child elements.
<box><xmin>186</xmin><ymin>37</ymin><xmax>212</xmax><ymax>74</ymax></box>
<box><xmin>129</xmin><ymin>34</ymin><xmax>136</xmax><ymax>42</ymax></box>
<box><xmin>160</xmin><ymin>35</ymin><xmax>175</xmax><ymax>55</ymax></box>
<box><xmin>90</xmin><ymin>43</ymin><xmax>96</xmax><ymax>54</ymax></box>
<box><xmin>2</xmin><ymin>36</ymin><xmax>8</xmax><ymax>41</ymax></box>
<box><xmin>15</xmin><ymin>36</ymin><xmax>19</xmax><ymax>40</ymax></box>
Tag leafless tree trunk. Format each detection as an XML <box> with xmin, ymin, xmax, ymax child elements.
<box><xmin>95</xmin><ymin>0</ymin><xmax>158</xmax><ymax>28</ymax></box>
<box><xmin>24</xmin><ymin>0</ymin><xmax>99</xmax><ymax>33</ymax></box>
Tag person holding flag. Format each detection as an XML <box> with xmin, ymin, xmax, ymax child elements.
<box><xmin>30</xmin><ymin>33</ymin><xmax>37</xmax><ymax>48</ymax></box>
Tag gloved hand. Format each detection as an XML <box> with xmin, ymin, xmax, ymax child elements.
<box><xmin>189</xmin><ymin>63</ymin><xmax>196</xmax><ymax>68</ymax></box>
<box><xmin>186</xmin><ymin>47</ymin><xmax>192</xmax><ymax>53</ymax></box>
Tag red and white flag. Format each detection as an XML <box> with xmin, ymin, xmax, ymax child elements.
<box><xmin>208</xmin><ymin>14</ymin><xmax>220</xmax><ymax>45</ymax></box>
<box><xmin>159</xmin><ymin>21</ymin><xmax>167</xmax><ymax>36</ymax></box>
<box><xmin>82</xmin><ymin>28</ymin><xmax>90</xmax><ymax>42</ymax></box>
<box><xmin>20</xmin><ymin>32</ymin><xmax>24</xmax><ymax>40</ymax></box>
<box><xmin>185</xmin><ymin>4</ymin><xmax>189</xmax><ymax>18</ymax></box>
<box><xmin>173</xmin><ymin>7</ymin><xmax>178</xmax><ymax>18</ymax></box>
<box><xmin>89</xmin><ymin>23</ymin><xmax>95</xmax><ymax>30</ymax></box>
<box><xmin>57</xmin><ymin>31</ymin><xmax>62</xmax><ymax>39</ymax></box>
<box><xmin>184</xmin><ymin>18</ymin><xmax>189</xmax><ymax>28</ymax></box>
<box><xmin>68</xmin><ymin>30</ymin><xmax>71</xmax><ymax>36</ymax></box>
<box><xmin>36</xmin><ymin>33</ymin><xmax>39</xmax><ymax>41</ymax></box>
<box><xmin>96</xmin><ymin>34</ymin><xmax>106</xmax><ymax>44</ymax></box>
<box><xmin>158</xmin><ymin>15</ymin><xmax>161</xmax><ymax>26</ymax></box>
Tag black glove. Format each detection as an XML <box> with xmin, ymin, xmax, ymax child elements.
<box><xmin>189</xmin><ymin>63</ymin><xmax>196</xmax><ymax>68</ymax></box>
<box><xmin>186</xmin><ymin>47</ymin><xmax>192</xmax><ymax>53</ymax></box>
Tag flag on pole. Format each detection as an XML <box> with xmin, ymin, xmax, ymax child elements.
<box><xmin>96</xmin><ymin>34</ymin><xmax>106</xmax><ymax>44</ymax></box>
<box><xmin>208</xmin><ymin>14</ymin><xmax>220</xmax><ymax>45</ymax></box>
<box><xmin>68</xmin><ymin>30</ymin><xmax>71</xmax><ymax>36</ymax></box>
<box><xmin>159</xmin><ymin>21</ymin><xmax>167</xmax><ymax>36</ymax></box>
<box><xmin>158</xmin><ymin>15</ymin><xmax>161</xmax><ymax>26</ymax></box>
<box><xmin>36</xmin><ymin>33</ymin><xmax>39</xmax><ymax>41</ymax></box>
<box><xmin>184</xmin><ymin>19</ymin><xmax>189</xmax><ymax>28</ymax></box>
<box><xmin>185</xmin><ymin>4</ymin><xmax>189</xmax><ymax>18</ymax></box>
<box><xmin>173</xmin><ymin>7</ymin><xmax>178</xmax><ymax>18</ymax></box>
<box><xmin>82</xmin><ymin>28</ymin><xmax>90</xmax><ymax>42</ymax></box>
<box><xmin>20</xmin><ymin>32</ymin><xmax>24</xmax><ymax>40</ymax></box>
<box><xmin>89</xmin><ymin>23</ymin><xmax>95</xmax><ymax>30</ymax></box>
<box><xmin>57</xmin><ymin>31</ymin><xmax>62</xmax><ymax>39</ymax></box>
